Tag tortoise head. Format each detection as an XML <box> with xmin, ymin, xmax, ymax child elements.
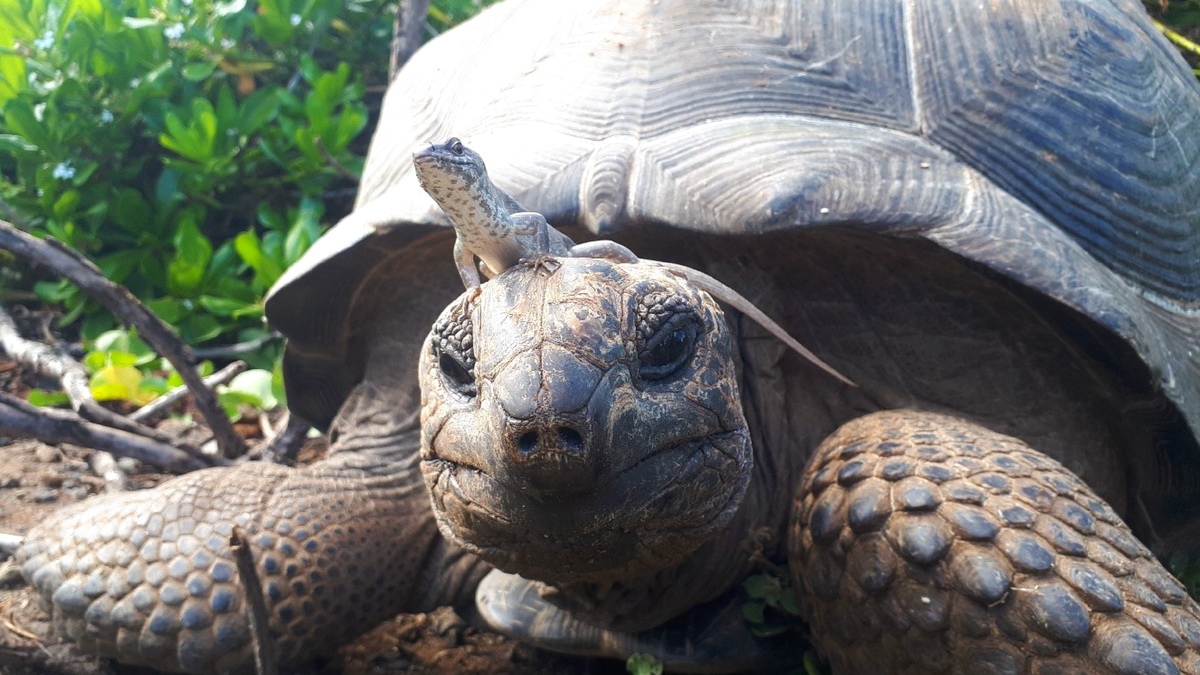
<box><xmin>419</xmin><ymin>256</ymin><xmax>752</xmax><ymax>583</ymax></box>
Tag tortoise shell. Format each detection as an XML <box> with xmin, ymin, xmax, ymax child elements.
<box><xmin>265</xmin><ymin>0</ymin><xmax>1200</xmax><ymax>435</ymax></box>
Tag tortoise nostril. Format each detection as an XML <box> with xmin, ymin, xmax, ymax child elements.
<box><xmin>557</xmin><ymin>427</ymin><xmax>583</xmax><ymax>454</ymax></box>
<box><xmin>517</xmin><ymin>431</ymin><xmax>539</xmax><ymax>456</ymax></box>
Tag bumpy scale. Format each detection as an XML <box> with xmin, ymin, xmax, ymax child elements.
<box><xmin>792</xmin><ymin>410</ymin><xmax>1200</xmax><ymax>674</ymax></box>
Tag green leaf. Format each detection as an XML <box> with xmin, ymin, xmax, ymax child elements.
<box><xmin>121</xmin><ymin>17</ymin><xmax>159</xmax><ymax>29</ymax></box>
<box><xmin>27</xmin><ymin>389</ymin><xmax>70</xmax><ymax>407</ymax></box>
<box><xmin>742</xmin><ymin>599</ymin><xmax>766</xmax><ymax>624</ymax></box>
<box><xmin>52</xmin><ymin>190</ymin><xmax>79</xmax><ymax>219</ymax></box>
<box><xmin>271</xmin><ymin>357</ymin><xmax>286</xmax><ymax>408</ymax></box>
<box><xmin>181</xmin><ymin>314</ymin><xmax>222</xmax><ymax>344</ymax></box>
<box><xmin>168</xmin><ymin>217</ymin><xmax>213</xmax><ymax>294</ymax></box>
<box><xmin>625</xmin><ymin>654</ymin><xmax>664</xmax><ymax>675</ymax></box>
<box><xmin>743</xmin><ymin>574</ymin><xmax>778</xmax><ymax>600</ymax></box>
<box><xmin>182</xmin><ymin>61</ymin><xmax>218</xmax><ymax>81</ymax></box>
<box><xmin>217</xmin><ymin>389</ymin><xmax>260</xmax><ymax>421</ymax></box>
<box><xmin>0</xmin><ymin>134</ymin><xmax>36</xmax><ymax>153</ymax></box>
<box><xmin>214</xmin><ymin>0</ymin><xmax>248</xmax><ymax>16</ymax></box>
<box><xmin>234</xmin><ymin>230</ymin><xmax>283</xmax><ymax>290</ymax></box>
<box><xmin>109</xmin><ymin>188</ymin><xmax>151</xmax><ymax>233</ymax></box>
<box><xmin>198</xmin><ymin>294</ymin><xmax>250</xmax><ymax>316</ymax></box>
<box><xmin>238</xmin><ymin>88</ymin><xmax>280</xmax><ymax>136</ymax></box>
<box><xmin>226</xmin><ymin>369</ymin><xmax>277</xmax><ymax>410</ymax></box>
<box><xmin>778</xmin><ymin>588</ymin><xmax>800</xmax><ymax>616</ymax></box>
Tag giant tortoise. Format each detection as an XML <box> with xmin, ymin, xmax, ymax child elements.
<box><xmin>15</xmin><ymin>0</ymin><xmax>1200</xmax><ymax>672</ymax></box>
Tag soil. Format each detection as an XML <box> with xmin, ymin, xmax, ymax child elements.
<box><xmin>0</xmin><ymin>360</ymin><xmax>624</xmax><ymax>675</ymax></box>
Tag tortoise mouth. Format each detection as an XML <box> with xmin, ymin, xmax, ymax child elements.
<box><xmin>421</xmin><ymin>428</ymin><xmax>752</xmax><ymax>582</ymax></box>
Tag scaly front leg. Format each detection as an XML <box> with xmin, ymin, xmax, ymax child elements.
<box><xmin>454</xmin><ymin>236</ymin><xmax>483</xmax><ymax>298</ymax></box>
<box><xmin>512</xmin><ymin>212</ymin><xmax>560</xmax><ymax>275</ymax></box>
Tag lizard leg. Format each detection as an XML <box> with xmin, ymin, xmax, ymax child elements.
<box><xmin>790</xmin><ymin>410</ymin><xmax>1200</xmax><ymax>674</ymax></box>
<box><xmin>510</xmin><ymin>211</ymin><xmax>550</xmax><ymax>255</ymax></box>
<box><xmin>568</xmin><ymin>240</ymin><xmax>640</xmax><ymax>264</ymax></box>
<box><xmin>454</xmin><ymin>236</ymin><xmax>483</xmax><ymax>295</ymax></box>
<box><xmin>512</xmin><ymin>212</ymin><xmax>560</xmax><ymax>275</ymax></box>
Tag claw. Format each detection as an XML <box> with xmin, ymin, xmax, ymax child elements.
<box><xmin>520</xmin><ymin>254</ymin><xmax>561</xmax><ymax>276</ymax></box>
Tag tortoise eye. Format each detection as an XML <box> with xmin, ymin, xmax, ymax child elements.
<box><xmin>438</xmin><ymin>351</ymin><xmax>476</xmax><ymax>396</ymax></box>
<box><xmin>450</xmin><ymin>139</ymin><xmax>464</xmax><ymax>155</ymax></box>
<box><xmin>639</xmin><ymin>320</ymin><xmax>697</xmax><ymax>381</ymax></box>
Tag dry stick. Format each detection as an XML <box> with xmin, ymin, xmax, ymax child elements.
<box><xmin>231</xmin><ymin>527</ymin><xmax>278</xmax><ymax>675</ymax></box>
<box><xmin>130</xmin><ymin>360</ymin><xmax>248</xmax><ymax>422</ymax></box>
<box><xmin>89</xmin><ymin>450</ymin><xmax>127</xmax><ymax>493</ymax></box>
<box><xmin>0</xmin><ymin>219</ymin><xmax>245</xmax><ymax>458</ymax></box>
<box><xmin>192</xmin><ymin>332</ymin><xmax>281</xmax><ymax>359</ymax></box>
<box><xmin>0</xmin><ymin>305</ymin><xmax>182</xmax><ymax>449</ymax></box>
<box><xmin>0</xmin><ymin>392</ymin><xmax>225</xmax><ymax>472</ymax></box>
<box><xmin>314</xmin><ymin>138</ymin><xmax>359</xmax><ymax>180</ymax></box>
<box><xmin>390</xmin><ymin>0</ymin><xmax>432</xmax><ymax>81</ymax></box>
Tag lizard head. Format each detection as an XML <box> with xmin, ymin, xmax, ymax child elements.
<box><xmin>413</xmin><ymin>137</ymin><xmax>490</xmax><ymax>202</ymax></box>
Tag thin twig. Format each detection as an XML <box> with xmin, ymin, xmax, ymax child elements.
<box><xmin>0</xmin><ymin>393</ymin><xmax>224</xmax><ymax>473</ymax></box>
<box><xmin>0</xmin><ymin>305</ymin><xmax>182</xmax><ymax>448</ymax></box>
<box><xmin>231</xmin><ymin>527</ymin><xmax>278</xmax><ymax>675</ymax></box>
<box><xmin>131</xmin><ymin>360</ymin><xmax>247</xmax><ymax>422</ymax></box>
<box><xmin>0</xmin><ymin>217</ymin><xmax>245</xmax><ymax>458</ymax></box>
<box><xmin>390</xmin><ymin>0</ymin><xmax>432</xmax><ymax>81</ymax></box>
<box><xmin>89</xmin><ymin>450</ymin><xmax>126</xmax><ymax>493</ymax></box>
<box><xmin>192</xmin><ymin>332</ymin><xmax>282</xmax><ymax>359</ymax></box>
<box><xmin>314</xmin><ymin>138</ymin><xmax>359</xmax><ymax>180</ymax></box>
<box><xmin>1154</xmin><ymin>19</ymin><xmax>1200</xmax><ymax>57</ymax></box>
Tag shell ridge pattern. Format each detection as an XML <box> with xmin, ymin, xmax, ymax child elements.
<box><xmin>912</xmin><ymin>0</ymin><xmax>1200</xmax><ymax>303</ymax></box>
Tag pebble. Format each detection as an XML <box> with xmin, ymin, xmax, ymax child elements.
<box><xmin>39</xmin><ymin>472</ymin><xmax>64</xmax><ymax>488</ymax></box>
<box><xmin>35</xmin><ymin>445</ymin><xmax>64</xmax><ymax>463</ymax></box>
<box><xmin>33</xmin><ymin>489</ymin><xmax>59</xmax><ymax>503</ymax></box>
<box><xmin>66</xmin><ymin>487</ymin><xmax>89</xmax><ymax>500</ymax></box>
<box><xmin>1</xmin><ymin>477</ymin><xmax>19</xmax><ymax>488</ymax></box>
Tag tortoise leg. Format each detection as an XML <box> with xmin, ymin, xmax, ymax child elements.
<box><xmin>16</xmin><ymin>381</ymin><xmax>489</xmax><ymax>674</ymax></box>
<box><xmin>789</xmin><ymin>410</ymin><xmax>1200</xmax><ymax>674</ymax></box>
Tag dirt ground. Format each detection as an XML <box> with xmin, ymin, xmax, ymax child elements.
<box><xmin>0</xmin><ymin>361</ymin><xmax>624</xmax><ymax>675</ymax></box>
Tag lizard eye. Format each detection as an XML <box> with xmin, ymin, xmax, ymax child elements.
<box><xmin>450</xmin><ymin>139</ymin><xmax>464</xmax><ymax>155</ymax></box>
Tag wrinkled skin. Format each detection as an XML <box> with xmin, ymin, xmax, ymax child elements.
<box><xmin>17</xmin><ymin>242</ymin><xmax>1200</xmax><ymax>674</ymax></box>
<box><xmin>418</xmin><ymin>255</ymin><xmax>1200</xmax><ymax>673</ymax></box>
<box><xmin>419</xmin><ymin>256</ymin><xmax>751</xmax><ymax>584</ymax></box>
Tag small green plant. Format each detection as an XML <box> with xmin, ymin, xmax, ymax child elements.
<box><xmin>626</xmin><ymin>653</ymin><xmax>664</xmax><ymax>675</ymax></box>
<box><xmin>741</xmin><ymin>571</ymin><xmax>801</xmax><ymax>637</ymax></box>
<box><xmin>1169</xmin><ymin>552</ymin><xmax>1200</xmax><ymax>600</ymax></box>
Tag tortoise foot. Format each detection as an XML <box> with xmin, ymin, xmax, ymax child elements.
<box><xmin>790</xmin><ymin>410</ymin><xmax>1200</xmax><ymax>674</ymax></box>
<box><xmin>475</xmin><ymin>570</ymin><xmax>797</xmax><ymax>673</ymax></box>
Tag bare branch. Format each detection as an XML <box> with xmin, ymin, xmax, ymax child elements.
<box><xmin>390</xmin><ymin>0</ymin><xmax>432</xmax><ymax>81</ymax></box>
<box><xmin>192</xmin><ymin>332</ymin><xmax>282</xmax><ymax>359</ymax></box>
<box><xmin>231</xmin><ymin>527</ymin><xmax>278</xmax><ymax>675</ymax></box>
<box><xmin>0</xmin><ymin>219</ymin><xmax>245</xmax><ymax>458</ymax></box>
<box><xmin>0</xmin><ymin>306</ymin><xmax>182</xmax><ymax>448</ymax></box>
<box><xmin>0</xmin><ymin>393</ymin><xmax>224</xmax><ymax>473</ymax></box>
<box><xmin>315</xmin><ymin>138</ymin><xmax>359</xmax><ymax>181</ymax></box>
<box><xmin>131</xmin><ymin>360</ymin><xmax>247</xmax><ymax>422</ymax></box>
<box><xmin>89</xmin><ymin>450</ymin><xmax>126</xmax><ymax>493</ymax></box>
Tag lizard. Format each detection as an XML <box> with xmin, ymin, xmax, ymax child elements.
<box><xmin>413</xmin><ymin>137</ymin><xmax>571</xmax><ymax>292</ymax></box>
<box><xmin>413</xmin><ymin>137</ymin><xmax>857</xmax><ymax>387</ymax></box>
